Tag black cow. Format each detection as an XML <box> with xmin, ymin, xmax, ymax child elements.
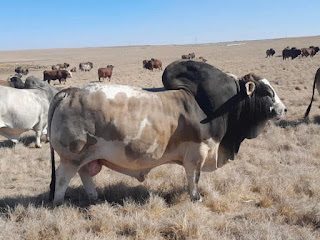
<box><xmin>282</xmin><ymin>47</ymin><xmax>301</xmax><ymax>60</ymax></box>
<box><xmin>9</xmin><ymin>75</ymin><xmax>25</xmax><ymax>89</ymax></box>
<box><xmin>266</xmin><ymin>48</ymin><xmax>275</xmax><ymax>57</ymax></box>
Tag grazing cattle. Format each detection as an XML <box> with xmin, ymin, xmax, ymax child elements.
<box><xmin>0</xmin><ymin>75</ymin><xmax>24</xmax><ymax>89</ymax></box>
<box><xmin>79</xmin><ymin>62</ymin><xmax>93</xmax><ymax>71</ymax></box>
<box><xmin>195</xmin><ymin>56</ymin><xmax>207</xmax><ymax>62</ymax></box>
<box><xmin>15</xmin><ymin>66</ymin><xmax>29</xmax><ymax>75</ymax></box>
<box><xmin>9</xmin><ymin>75</ymin><xmax>25</xmax><ymax>89</ymax></box>
<box><xmin>181</xmin><ymin>52</ymin><xmax>195</xmax><ymax>60</ymax></box>
<box><xmin>52</xmin><ymin>65</ymin><xmax>59</xmax><ymax>70</ymax></box>
<box><xmin>151</xmin><ymin>59</ymin><xmax>162</xmax><ymax>70</ymax></box>
<box><xmin>58</xmin><ymin>63</ymin><xmax>70</xmax><ymax>69</ymax></box>
<box><xmin>143</xmin><ymin>59</ymin><xmax>162</xmax><ymax>71</ymax></box>
<box><xmin>182</xmin><ymin>54</ymin><xmax>191</xmax><ymax>59</ymax></box>
<box><xmin>310</xmin><ymin>46</ymin><xmax>320</xmax><ymax>54</ymax></box>
<box><xmin>43</xmin><ymin>70</ymin><xmax>72</xmax><ymax>85</ymax></box>
<box><xmin>301</xmin><ymin>48</ymin><xmax>316</xmax><ymax>57</ymax></box>
<box><xmin>0</xmin><ymin>76</ymin><xmax>58</xmax><ymax>148</ymax></box>
<box><xmin>266</xmin><ymin>48</ymin><xmax>275</xmax><ymax>57</ymax></box>
<box><xmin>142</xmin><ymin>60</ymin><xmax>148</xmax><ymax>67</ymax></box>
<box><xmin>98</xmin><ymin>65</ymin><xmax>114</xmax><ymax>82</ymax></box>
<box><xmin>52</xmin><ymin>63</ymin><xmax>70</xmax><ymax>70</ymax></box>
<box><xmin>48</xmin><ymin>60</ymin><xmax>286</xmax><ymax>205</ymax></box>
<box><xmin>282</xmin><ymin>47</ymin><xmax>301</xmax><ymax>60</ymax></box>
<box><xmin>70</xmin><ymin>67</ymin><xmax>77</xmax><ymax>72</ymax></box>
<box><xmin>304</xmin><ymin>68</ymin><xmax>320</xmax><ymax>118</ymax></box>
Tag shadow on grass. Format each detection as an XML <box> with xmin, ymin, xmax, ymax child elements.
<box><xmin>0</xmin><ymin>182</ymin><xmax>187</xmax><ymax>214</ymax></box>
<box><xmin>0</xmin><ymin>135</ymin><xmax>40</xmax><ymax>149</ymax></box>
<box><xmin>0</xmin><ymin>140</ymin><xmax>16</xmax><ymax>148</ymax></box>
<box><xmin>275</xmin><ymin>115</ymin><xmax>320</xmax><ymax>128</ymax></box>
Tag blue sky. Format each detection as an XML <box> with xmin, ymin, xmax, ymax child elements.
<box><xmin>1</xmin><ymin>0</ymin><xmax>319</xmax><ymax>50</ymax></box>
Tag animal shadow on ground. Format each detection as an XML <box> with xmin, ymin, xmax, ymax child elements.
<box><xmin>275</xmin><ymin>115</ymin><xmax>320</xmax><ymax>128</ymax></box>
<box><xmin>0</xmin><ymin>182</ymin><xmax>187</xmax><ymax>215</ymax></box>
<box><xmin>0</xmin><ymin>135</ymin><xmax>37</xmax><ymax>149</ymax></box>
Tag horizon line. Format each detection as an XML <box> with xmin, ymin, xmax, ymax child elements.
<box><xmin>1</xmin><ymin>34</ymin><xmax>319</xmax><ymax>52</ymax></box>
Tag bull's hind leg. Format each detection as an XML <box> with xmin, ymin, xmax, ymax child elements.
<box><xmin>78</xmin><ymin>163</ymin><xmax>99</xmax><ymax>201</ymax></box>
<box><xmin>54</xmin><ymin>161</ymin><xmax>79</xmax><ymax>205</ymax></box>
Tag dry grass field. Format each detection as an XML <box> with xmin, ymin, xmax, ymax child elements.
<box><xmin>1</xmin><ymin>36</ymin><xmax>320</xmax><ymax>239</ymax></box>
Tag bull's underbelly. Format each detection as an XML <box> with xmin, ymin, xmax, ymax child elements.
<box><xmin>56</xmin><ymin>136</ymin><xmax>220</xmax><ymax>181</ymax></box>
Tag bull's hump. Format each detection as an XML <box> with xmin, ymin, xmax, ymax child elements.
<box><xmin>82</xmin><ymin>84</ymin><xmax>159</xmax><ymax>100</ymax></box>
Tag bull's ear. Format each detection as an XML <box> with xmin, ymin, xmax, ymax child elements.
<box><xmin>245</xmin><ymin>81</ymin><xmax>256</xmax><ymax>96</ymax></box>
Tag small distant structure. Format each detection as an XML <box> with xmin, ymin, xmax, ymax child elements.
<box><xmin>227</xmin><ymin>43</ymin><xmax>246</xmax><ymax>47</ymax></box>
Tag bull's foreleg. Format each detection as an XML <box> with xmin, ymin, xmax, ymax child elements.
<box><xmin>53</xmin><ymin>161</ymin><xmax>79</xmax><ymax>205</ymax></box>
<box><xmin>185</xmin><ymin>161</ymin><xmax>203</xmax><ymax>202</ymax></box>
<box><xmin>183</xmin><ymin>144</ymin><xmax>208</xmax><ymax>201</ymax></box>
<box><xmin>78</xmin><ymin>165</ymin><xmax>98</xmax><ymax>201</ymax></box>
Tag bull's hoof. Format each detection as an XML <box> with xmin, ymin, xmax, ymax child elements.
<box><xmin>35</xmin><ymin>144</ymin><xmax>42</xmax><ymax>148</ymax></box>
<box><xmin>190</xmin><ymin>191</ymin><xmax>203</xmax><ymax>202</ymax></box>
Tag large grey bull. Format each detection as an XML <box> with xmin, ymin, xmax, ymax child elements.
<box><xmin>48</xmin><ymin>61</ymin><xmax>286</xmax><ymax>205</ymax></box>
<box><xmin>0</xmin><ymin>76</ymin><xmax>58</xmax><ymax>147</ymax></box>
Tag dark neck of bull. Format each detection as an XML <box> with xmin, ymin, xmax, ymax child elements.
<box><xmin>205</xmin><ymin>80</ymin><xmax>267</xmax><ymax>155</ymax></box>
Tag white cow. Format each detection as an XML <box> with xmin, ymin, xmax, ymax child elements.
<box><xmin>0</xmin><ymin>76</ymin><xmax>58</xmax><ymax>147</ymax></box>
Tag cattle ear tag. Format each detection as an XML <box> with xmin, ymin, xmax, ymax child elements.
<box><xmin>245</xmin><ymin>81</ymin><xmax>256</xmax><ymax>96</ymax></box>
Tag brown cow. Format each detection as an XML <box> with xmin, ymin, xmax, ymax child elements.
<box><xmin>310</xmin><ymin>46</ymin><xmax>320</xmax><ymax>55</ymax></box>
<box><xmin>182</xmin><ymin>52</ymin><xmax>195</xmax><ymax>60</ymax></box>
<box><xmin>301</xmin><ymin>48</ymin><xmax>316</xmax><ymax>57</ymax></box>
<box><xmin>195</xmin><ymin>56</ymin><xmax>207</xmax><ymax>62</ymax></box>
<box><xmin>43</xmin><ymin>70</ymin><xmax>72</xmax><ymax>85</ymax></box>
<box><xmin>98</xmin><ymin>65</ymin><xmax>114</xmax><ymax>82</ymax></box>
<box><xmin>182</xmin><ymin>54</ymin><xmax>191</xmax><ymax>59</ymax></box>
<box><xmin>144</xmin><ymin>59</ymin><xmax>162</xmax><ymax>71</ymax></box>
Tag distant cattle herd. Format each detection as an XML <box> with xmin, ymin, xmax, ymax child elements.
<box><xmin>266</xmin><ymin>46</ymin><xmax>319</xmax><ymax>59</ymax></box>
<box><xmin>1</xmin><ymin>44</ymin><xmax>320</xmax><ymax>205</ymax></box>
<box><xmin>6</xmin><ymin>53</ymin><xmax>210</xmax><ymax>86</ymax></box>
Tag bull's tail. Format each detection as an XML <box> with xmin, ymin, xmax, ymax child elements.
<box><xmin>304</xmin><ymin>68</ymin><xmax>320</xmax><ymax>118</ymax></box>
<box><xmin>48</xmin><ymin>89</ymin><xmax>69</xmax><ymax>202</ymax></box>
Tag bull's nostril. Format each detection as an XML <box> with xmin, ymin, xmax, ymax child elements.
<box><xmin>284</xmin><ymin>108</ymin><xmax>288</xmax><ymax>113</ymax></box>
